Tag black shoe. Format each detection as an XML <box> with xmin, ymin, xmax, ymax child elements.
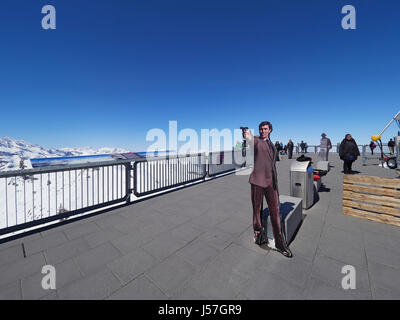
<box><xmin>275</xmin><ymin>240</ymin><xmax>293</xmax><ymax>258</ymax></box>
<box><xmin>276</xmin><ymin>246</ymin><xmax>293</xmax><ymax>258</ymax></box>
<box><xmin>254</xmin><ymin>232</ymin><xmax>268</xmax><ymax>246</ymax></box>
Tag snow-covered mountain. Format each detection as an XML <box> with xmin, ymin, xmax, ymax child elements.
<box><xmin>0</xmin><ymin>136</ymin><xmax>129</xmax><ymax>171</ymax></box>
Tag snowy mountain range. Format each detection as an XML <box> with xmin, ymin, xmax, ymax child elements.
<box><xmin>0</xmin><ymin>136</ymin><xmax>129</xmax><ymax>171</ymax></box>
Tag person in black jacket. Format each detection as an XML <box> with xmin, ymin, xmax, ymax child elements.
<box><xmin>287</xmin><ymin>139</ymin><xmax>294</xmax><ymax>159</ymax></box>
<box><xmin>339</xmin><ymin>134</ymin><xmax>360</xmax><ymax>174</ymax></box>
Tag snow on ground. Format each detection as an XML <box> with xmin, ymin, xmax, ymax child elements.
<box><xmin>0</xmin><ymin>136</ymin><xmax>129</xmax><ymax>171</ymax></box>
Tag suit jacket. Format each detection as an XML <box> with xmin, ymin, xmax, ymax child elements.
<box><xmin>248</xmin><ymin>136</ymin><xmax>278</xmax><ymax>190</ymax></box>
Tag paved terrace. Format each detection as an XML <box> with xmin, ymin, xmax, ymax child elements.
<box><xmin>0</xmin><ymin>154</ymin><xmax>399</xmax><ymax>300</ymax></box>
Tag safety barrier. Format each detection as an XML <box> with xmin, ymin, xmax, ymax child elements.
<box><xmin>0</xmin><ymin>151</ymin><xmax>244</xmax><ymax>240</ymax></box>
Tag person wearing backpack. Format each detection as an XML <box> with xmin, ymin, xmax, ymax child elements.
<box><xmin>339</xmin><ymin>134</ymin><xmax>360</xmax><ymax>174</ymax></box>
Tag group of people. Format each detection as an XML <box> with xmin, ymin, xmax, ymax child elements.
<box><xmin>241</xmin><ymin>120</ymin><xmax>396</xmax><ymax>259</ymax></box>
<box><xmin>274</xmin><ymin>140</ymin><xmax>295</xmax><ymax>160</ymax></box>
<box><xmin>369</xmin><ymin>138</ymin><xmax>396</xmax><ymax>155</ymax></box>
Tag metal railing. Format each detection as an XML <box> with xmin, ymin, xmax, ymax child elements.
<box><xmin>0</xmin><ymin>160</ymin><xmax>132</xmax><ymax>238</ymax></box>
<box><xmin>208</xmin><ymin>150</ymin><xmax>245</xmax><ymax>177</ymax></box>
<box><xmin>0</xmin><ymin>151</ymin><xmax>245</xmax><ymax>240</ymax></box>
<box><xmin>133</xmin><ymin>153</ymin><xmax>207</xmax><ymax>197</ymax></box>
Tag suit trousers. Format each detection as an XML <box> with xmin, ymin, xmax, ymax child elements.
<box><xmin>251</xmin><ymin>184</ymin><xmax>284</xmax><ymax>247</ymax></box>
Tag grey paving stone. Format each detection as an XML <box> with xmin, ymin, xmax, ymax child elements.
<box><xmin>242</xmin><ymin>270</ymin><xmax>306</xmax><ymax>300</ymax></box>
<box><xmin>368</xmin><ymin>261</ymin><xmax>400</xmax><ymax>295</ymax></box>
<box><xmin>191</xmin><ymin>209</ymin><xmax>230</xmax><ymax>229</ymax></box>
<box><xmin>359</xmin><ymin>219</ymin><xmax>400</xmax><ymax>240</ymax></box>
<box><xmin>110</xmin><ymin>230</ymin><xmax>155</xmax><ymax>255</ymax></box>
<box><xmin>324</xmin><ymin>212</ymin><xmax>363</xmax><ymax>234</ymax></box>
<box><xmin>107</xmin><ymin>275</ymin><xmax>168</xmax><ymax>300</ymax></box>
<box><xmin>259</xmin><ymin>253</ymin><xmax>312</xmax><ymax>288</ymax></box>
<box><xmin>0</xmin><ymin>244</ymin><xmax>24</xmax><ymax>268</ymax></box>
<box><xmin>305</xmin><ymin>277</ymin><xmax>365</xmax><ymax>300</ymax></box>
<box><xmin>319</xmin><ymin>224</ymin><xmax>364</xmax><ymax>249</ymax></box>
<box><xmin>0</xmin><ymin>281</ymin><xmax>21</xmax><ymax>300</ymax></box>
<box><xmin>74</xmin><ymin>242</ymin><xmax>123</xmax><ymax>275</ymax></box>
<box><xmin>93</xmin><ymin>212</ymin><xmax>129</xmax><ymax>229</ymax></box>
<box><xmin>316</xmin><ymin>237</ymin><xmax>367</xmax><ymax>268</ymax></box>
<box><xmin>58</xmin><ymin>267</ymin><xmax>122</xmax><ymax>300</ymax></box>
<box><xmin>169</xmin><ymin>222</ymin><xmax>205</xmax><ymax>244</ymax></box>
<box><xmin>21</xmin><ymin>259</ymin><xmax>82</xmax><ymax>300</ymax></box>
<box><xmin>146</xmin><ymin>254</ymin><xmax>197</xmax><ymax>297</ymax></box>
<box><xmin>40</xmin><ymin>291</ymin><xmax>59</xmax><ymax>300</ymax></box>
<box><xmin>141</xmin><ymin>232</ymin><xmax>188</xmax><ymax>262</ymax></box>
<box><xmin>198</xmin><ymin>229</ymin><xmax>235</xmax><ymax>251</ymax></box>
<box><xmin>364</xmin><ymin>231</ymin><xmax>400</xmax><ymax>249</ymax></box>
<box><xmin>215</xmin><ymin>218</ymin><xmax>250</xmax><ymax>237</ymax></box>
<box><xmin>23</xmin><ymin>231</ymin><xmax>68</xmax><ymax>256</ymax></box>
<box><xmin>188</xmin><ymin>260</ymin><xmax>249</xmax><ymax>299</ymax></box>
<box><xmin>0</xmin><ymin>252</ymin><xmax>46</xmax><ymax>287</ymax></box>
<box><xmin>63</xmin><ymin>221</ymin><xmax>102</xmax><ymax>241</ymax></box>
<box><xmin>0</xmin><ymin>233</ymin><xmax>41</xmax><ymax>250</ymax></box>
<box><xmin>84</xmin><ymin>227</ymin><xmax>125</xmax><ymax>249</ymax></box>
<box><xmin>372</xmin><ymin>285</ymin><xmax>400</xmax><ymax>300</ymax></box>
<box><xmin>286</xmin><ymin>232</ymin><xmax>319</xmax><ymax>262</ymax></box>
<box><xmin>364</xmin><ymin>238</ymin><xmax>400</xmax><ymax>270</ymax></box>
<box><xmin>310</xmin><ymin>254</ymin><xmax>371</xmax><ymax>293</ymax></box>
<box><xmin>44</xmin><ymin>237</ymin><xmax>92</xmax><ymax>265</ymax></box>
<box><xmin>212</xmin><ymin>243</ymin><xmax>265</xmax><ymax>280</ymax></box>
<box><xmin>107</xmin><ymin>248</ymin><xmax>159</xmax><ymax>285</ymax></box>
<box><xmin>292</xmin><ymin>217</ymin><xmax>323</xmax><ymax>241</ymax></box>
<box><xmin>175</xmin><ymin>239</ymin><xmax>220</xmax><ymax>270</ymax></box>
<box><xmin>170</xmin><ymin>284</ymin><xmax>209</xmax><ymax>300</ymax></box>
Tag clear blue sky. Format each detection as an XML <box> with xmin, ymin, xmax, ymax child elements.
<box><xmin>1</xmin><ymin>0</ymin><xmax>400</xmax><ymax>151</ymax></box>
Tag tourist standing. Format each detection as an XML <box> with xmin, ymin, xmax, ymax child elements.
<box><xmin>275</xmin><ymin>141</ymin><xmax>280</xmax><ymax>161</ymax></box>
<box><xmin>369</xmin><ymin>141</ymin><xmax>376</xmax><ymax>155</ymax></box>
<box><xmin>319</xmin><ymin>133</ymin><xmax>332</xmax><ymax>161</ymax></box>
<box><xmin>287</xmin><ymin>139</ymin><xmax>294</xmax><ymax>159</ymax></box>
<box><xmin>388</xmin><ymin>138</ymin><xmax>395</xmax><ymax>155</ymax></box>
<box><xmin>300</xmin><ymin>141</ymin><xmax>306</xmax><ymax>153</ymax></box>
<box><xmin>339</xmin><ymin>134</ymin><xmax>360</xmax><ymax>174</ymax></box>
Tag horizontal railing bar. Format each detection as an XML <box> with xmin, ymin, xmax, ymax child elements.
<box><xmin>0</xmin><ymin>159</ymin><xmax>133</xmax><ymax>178</ymax></box>
<box><xmin>0</xmin><ymin>196</ymin><xmax>128</xmax><ymax>237</ymax></box>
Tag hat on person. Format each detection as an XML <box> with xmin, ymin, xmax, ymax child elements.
<box><xmin>321</xmin><ymin>133</ymin><xmax>327</xmax><ymax>137</ymax></box>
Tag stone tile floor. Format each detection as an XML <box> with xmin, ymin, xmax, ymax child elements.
<box><xmin>0</xmin><ymin>154</ymin><xmax>399</xmax><ymax>300</ymax></box>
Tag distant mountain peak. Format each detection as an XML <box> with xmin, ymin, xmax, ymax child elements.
<box><xmin>0</xmin><ymin>136</ymin><xmax>129</xmax><ymax>171</ymax></box>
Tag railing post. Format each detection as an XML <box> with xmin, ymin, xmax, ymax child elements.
<box><xmin>362</xmin><ymin>145</ymin><xmax>366</xmax><ymax>166</ymax></box>
<box><xmin>125</xmin><ymin>162</ymin><xmax>133</xmax><ymax>203</ymax></box>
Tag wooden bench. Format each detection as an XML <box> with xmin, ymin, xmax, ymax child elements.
<box><xmin>342</xmin><ymin>174</ymin><xmax>400</xmax><ymax>227</ymax></box>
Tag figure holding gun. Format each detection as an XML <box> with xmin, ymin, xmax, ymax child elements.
<box><xmin>242</xmin><ymin>122</ymin><xmax>293</xmax><ymax>258</ymax></box>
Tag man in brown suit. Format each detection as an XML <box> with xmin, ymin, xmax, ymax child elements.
<box><xmin>243</xmin><ymin>121</ymin><xmax>293</xmax><ymax>258</ymax></box>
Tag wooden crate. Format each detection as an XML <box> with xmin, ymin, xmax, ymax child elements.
<box><xmin>342</xmin><ymin>174</ymin><xmax>400</xmax><ymax>227</ymax></box>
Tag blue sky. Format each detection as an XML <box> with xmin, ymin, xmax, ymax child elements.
<box><xmin>1</xmin><ymin>0</ymin><xmax>400</xmax><ymax>151</ymax></box>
